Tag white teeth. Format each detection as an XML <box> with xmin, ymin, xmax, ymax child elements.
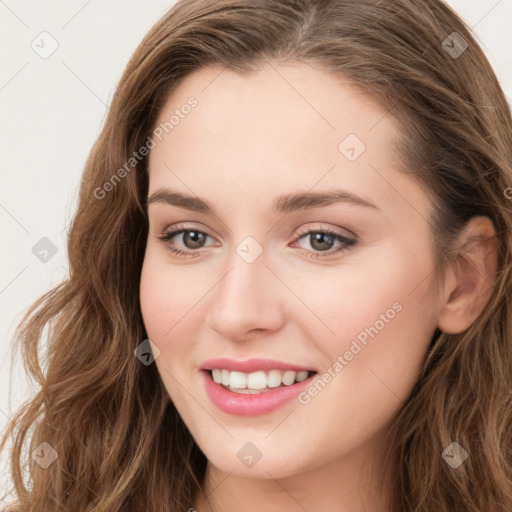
<box><xmin>267</xmin><ymin>370</ymin><xmax>282</xmax><ymax>388</ymax></box>
<box><xmin>282</xmin><ymin>370</ymin><xmax>296</xmax><ymax>386</ymax></box>
<box><xmin>209</xmin><ymin>368</ymin><xmax>313</xmax><ymax>391</ymax></box>
<box><xmin>246</xmin><ymin>371</ymin><xmax>267</xmax><ymax>390</ymax></box>
<box><xmin>228</xmin><ymin>388</ymin><xmax>266</xmax><ymax>394</ymax></box>
<box><xmin>296</xmin><ymin>370</ymin><xmax>309</xmax><ymax>382</ymax></box>
<box><xmin>229</xmin><ymin>371</ymin><xmax>247</xmax><ymax>389</ymax></box>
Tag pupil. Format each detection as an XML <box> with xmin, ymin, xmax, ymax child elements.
<box><xmin>184</xmin><ymin>231</ymin><xmax>205</xmax><ymax>249</ymax></box>
<box><xmin>311</xmin><ymin>232</ymin><xmax>333</xmax><ymax>251</ymax></box>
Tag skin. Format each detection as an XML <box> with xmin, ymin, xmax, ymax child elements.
<box><xmin>139</xmin><ymin>61</ymin><xmax>497</xmax><ymax>512</ymax></box>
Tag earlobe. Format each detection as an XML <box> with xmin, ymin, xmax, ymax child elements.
<box><xmin>437</xmin><ymin>216</ymin><xmax>498</xmax><ymax>334</ymax></box>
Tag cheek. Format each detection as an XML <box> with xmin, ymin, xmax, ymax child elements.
<box><xmin>288</xmin><ymin>270</ymin><xmax>435</xmax><ymax>463</ymax></box>
<box><xmin>140</xmin><ymin>259</ymin><xmax>172</xmax><ymax>342</ymax></box>
<box><xmin>294</xmin><ymin>256</ymin><xmax>433</xmax><ymax>350</ymax></box>
<box><xmin>139</xmin><ymin>253</ymin><xmax>207</xmax><ymax>417</ymax></box>
<box><xmin>139</xmin><ymin>250</ymin><xmax>202</xmax><ymax>350</ymax></box>
<box><xmin>295</xmin><ymin>247</ymin><xmax>437</xmax><ymax>400</ymax></box>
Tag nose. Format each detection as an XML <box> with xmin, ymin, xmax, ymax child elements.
<box><xmin>205</xmin><ymin>245</ymin><xmax>286</xmax><ymax>341</ymax></box>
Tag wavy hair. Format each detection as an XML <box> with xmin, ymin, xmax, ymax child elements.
<box><xmin>2</xmin><ymin>0</ymin><xmax>512</xmax><ymax>510</ymax></box>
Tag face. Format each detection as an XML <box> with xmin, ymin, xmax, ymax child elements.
<box><xmin>140</xmin><ymin>61</ymin><xmax>444</xmax><ymax>481</ymax></box>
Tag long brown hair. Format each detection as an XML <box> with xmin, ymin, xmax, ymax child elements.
<box><xmin>2</xmin><ymin>0</ymin><xmax>512</xmax><ymax>510</ymax></box>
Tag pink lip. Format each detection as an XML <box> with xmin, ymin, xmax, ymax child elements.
<box><xmin>201</xmin><ymin>370</ymin><xmax>316</xmax><ymax>416</ymax></box>
<box><xmin>200</xmin><ymin>357</ymin><xmax>316</xmax><ymax>373</ymax></box>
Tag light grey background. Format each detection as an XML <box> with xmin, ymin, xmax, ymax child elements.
<box><xmin>1</xmin><ymin>0</ymin><xmax>511</xmax><ymax>502</ymax></box>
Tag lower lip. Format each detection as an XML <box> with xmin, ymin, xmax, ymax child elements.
<box><xmin>201</xmin><ymin>370</ymin><xmax>316</xmax><ymax>416</ymax></box>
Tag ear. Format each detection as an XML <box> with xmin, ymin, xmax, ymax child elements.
<box><xmin>437</xmin><ymin>216</ymin><xmax>498</xmax><ymax>334</ymax></box>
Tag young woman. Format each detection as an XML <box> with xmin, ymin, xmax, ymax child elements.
<box><xmin>2</xmin><ymin>0</ymin><xmax>512</xmax><ymax>511</ymax></box>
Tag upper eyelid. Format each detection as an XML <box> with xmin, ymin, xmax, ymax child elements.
<box><xmin>159</xmin><ymin>224</ymin><xmax>356</xmax><ymax>246</ymax></box>
<box><xmin>294</xmin><ymin>224</ymin><xmax>356</xmax><ymax>240</ymax></box>
<box><xmin>160</xmin><ymin>220</ymin><xmax>356</xmax><ymax>235</ymax></box>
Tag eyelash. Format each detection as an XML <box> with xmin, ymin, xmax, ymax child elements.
<box><xmin>156</xmin><ymin>224</ymin><xmax>357</xmax><ymax>260</ymax></box>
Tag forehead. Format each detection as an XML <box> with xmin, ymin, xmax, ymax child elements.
<box><xmin>151</xmin><ymin>61</ymin><xmax>393</xmax><ymax>151</ymax></box>
<box><xmin>146</xmin><ymin>61</ymin><xmax>430</xmax><ymax>223</ymax></box>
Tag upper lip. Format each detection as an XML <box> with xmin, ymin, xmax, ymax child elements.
<box><xmin>200</xmin><ymin>357</ymin><xmax>317</xmax><ymax>373</ymax></box>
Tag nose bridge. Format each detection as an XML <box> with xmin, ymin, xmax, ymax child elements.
<box><xmin>206</xmin><ymin>239</ymin><xmax>283</xmax><ymax>338</ymax></box>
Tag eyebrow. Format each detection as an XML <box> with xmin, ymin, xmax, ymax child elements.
<box><xmin>146</xmin><ymin>188</ymin><xmax>379</xmax><ymax>214</ymax></box>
